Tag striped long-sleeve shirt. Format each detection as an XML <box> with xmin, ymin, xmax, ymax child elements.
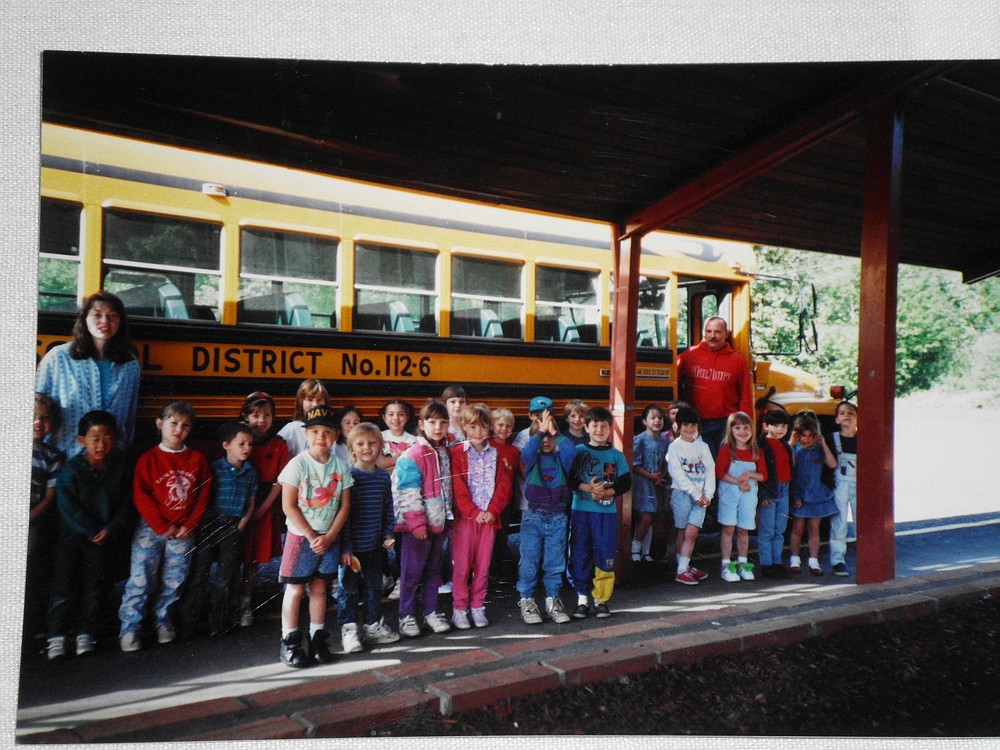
<box><xmin>348</xmin><ymin>466</ymin><xmax>394</xmax><ymax>553</ymax></box>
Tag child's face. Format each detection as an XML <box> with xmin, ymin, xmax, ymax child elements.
<box><xmin>764</xmin><ymin>422</ymin><xmax>789</xmax><ymax>440</ymax></box>
<box><xmin>678</xmin><ymin>422</ymin><xmax>699</xmax><ymax>442</ymax></box>
<box><xmin>796</xmin><ymin>429</ymin><xmax>817</xmax><ymax>448</ymax></box>
<box><xmin>78</xmin><ymin>424</ymin><xmax>115</xmax><ymax>466</ymax></box>
<box><xmin>732</xmin><ymin>421</ymin><xmax>752</xmax><ymax>446</ymax></box>
<box><xmin>492</xmin><ymin>418</ymin><xmax>514</xmax><ymax>443</ymax></box>
<box><xmin>301</xmin><ymin>394</ymin><xmax>326</xmax><ymax>415</ymax></box>
<box><xmin>445</xmin><ymin>397</ymin><xmax>466</xmax><ymax>420</ymax></box>
<box><xmin>643</xmin><ymin>409</ymin><xmax>664</xmax><ymax>433</ymax></box>
<box><xmin>836</xmin><ymin>405</ymin><xmax>858</xmax><ymax>432</ymax></box>
<box><xmin>566</xmin><ymin>409</ymin><xmax>586</xmax><ymax>433</ymax></box>
<box><xmin>33</xmin><ymin>402</ymin><xmax>53</xmax><ymax>442</ymax></box>
<box><xmin>586</xmin><ymin>419</ymin><xmax>612</xmax><ymax>446</ymax></box>
<box><xmin>157</xmin><ymin>412</ymin><xmax>192</xmax><ymax>450</ymax></box>
<box><xmin>351</xmin><ymin>433</ymin><xmax>382</xmax><ymax>466</ymax></box>
<box><xmin>383</xmin><ymin>403</ymin><xmax>409</xmax><ymax>434</ymax></box>
<box><xmin>539</xmin><ymin>433</ymin><xmax>557</xmax><ymax>453</ymax></box>
<box><xmin>421</xmin><ymin>416</ymin><xmax>449</xmax><ymax>444</ymax></box>
<box><xmin>464</xmin><ymin>420</ymin><xmax>490</xmax><ymax>449</ymax></box>
<box><xmin>224</xmin><ymin>431</ymin><xmax>253</xmax><ymax>465</ymax></box>
<box><xmin>341</xmin><ymin>410</ymin><xmax>361</xmax><ymax>435</ymax></box>
<box><xmin>306</xmin><ymin>425</ymin><xmax>337</xmax><ymax>456</ymax></box>
<box><xmin>244</xmin><ymin>406</ymin><xmax>273</xmax><ymax>437</ymax></box>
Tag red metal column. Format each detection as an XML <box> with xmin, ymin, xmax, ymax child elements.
<box><xmin>609</xmin><ymin>226</ymin><xmax>641</xmax><ymax>578</ymax></box>
<box><xmin>856</xmin><ymin>97</ymin><xmax>904</xmax><ymax>584</ymax></box>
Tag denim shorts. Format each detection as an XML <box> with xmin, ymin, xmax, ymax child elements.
<box><xmin>671</xmin><ymin>489</ymin><xmax>706</xmax><ymax>529</ymax></box>
<box><xmin>278</xmin><ymin>532</ymin><xmax>341</xmax><ymax>583</ymax></box>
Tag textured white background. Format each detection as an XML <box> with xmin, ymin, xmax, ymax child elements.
<box><xmin>3</xmin><ymin>2</ymin><xmax>999</xmax><ymax>748</ymax></box>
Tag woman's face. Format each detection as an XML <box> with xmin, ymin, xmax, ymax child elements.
<box><xmin>85</xmin><ymin>301</ymin><xmax>121</xmax><ymax>348</ymax></box>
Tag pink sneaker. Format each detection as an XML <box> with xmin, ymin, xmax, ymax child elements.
<box><xmin>675</xmin><ymin>570</ymin><xmax>699</xmax><ymax>585</ymax></box>
<box><xmin>689</xmin><ymin>566</ymin><xmax>709</xmax><ymax>581</ymax></box>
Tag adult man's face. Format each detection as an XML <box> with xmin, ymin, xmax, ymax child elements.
<box><xmin>702</xmin><ymin>318</ymin><xmax>728</xmax><ymax>351</ymax></box>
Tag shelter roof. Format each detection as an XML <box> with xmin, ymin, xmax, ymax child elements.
<box><xmin>41</xmin><ymin>53</ymin><xmax>1000</xmax><ymax>281</ymax></box>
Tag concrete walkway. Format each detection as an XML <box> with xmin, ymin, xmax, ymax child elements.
<box><xmin>18</xmin><ymin>560</ymin><xmax>1000</xmax><ymax>743</ymax></box>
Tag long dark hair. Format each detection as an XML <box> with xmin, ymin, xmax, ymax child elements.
<box><xmin>69</xmin><ymin>291</ymin><xmax>135</xmax><ymax>364</ymax></box>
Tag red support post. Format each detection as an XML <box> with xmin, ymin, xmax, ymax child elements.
<box><xmin>856</xmin><ymin>97</ymin><xmax>904</xmax><ymax>584</ymax></box>
<box><xmin>609</xmin><ymin>226</ymin><xmax>641</xmax><ymax>579</ymax></box>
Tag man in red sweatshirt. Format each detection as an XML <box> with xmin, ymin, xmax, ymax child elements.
<box><xmin>676</xmin><ymin>316</ymin><xmax>753</xmax><ymax>457</ymax></box>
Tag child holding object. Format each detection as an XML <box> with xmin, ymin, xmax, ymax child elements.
<box><xmin>715</xmin><ymin>411</ymin><xmax>766</xmax><ymax>582</ymax></box>
<box><xmin>667</xmin><ymin>406</ymin><xmax>715</xmax><ymax>586</ymax></box>
<box><xmin>276</xmin><ymin>405</ymin><xmax>353</xmax><ymax>668</ymax></box>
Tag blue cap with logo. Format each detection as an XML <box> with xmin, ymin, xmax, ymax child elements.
<box><xmin>528</xmin><ymin>396</ymin><xmax>553</xmax><ymax>413</ymax></box>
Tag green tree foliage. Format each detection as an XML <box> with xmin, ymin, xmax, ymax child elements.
<box><xmin>753</xmin><ymin>247</ymin><xmax>997</xmax><ymax>398</ymax></box>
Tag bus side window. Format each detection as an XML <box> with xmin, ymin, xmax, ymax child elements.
<box><xmin>240</xmin><ymin>228</ymin><xmax>338</xmax><ymax>328</ymax></box>
<box><xmin>535</xmin><ymin>265</ymin><xmax>598</xmax><ymax>345</ymax></box>
<box><xmin>451</xmin><ymin>255</ymin><xmax>522</xmax><ymax>339</ymax></box>
<box><xmin>354</xmin><ymin>243</ymin><xmax>437</xmax><ymax>334</ymax></box>
<box><xmin>103</xmin><ymin>208</ymin><xmax>221</xmax><ymax>320</ymax></box>
<box><xmin>38</xmin><ymin>198</ymin><xmax>82</xmax><ymax>311</ymax></box>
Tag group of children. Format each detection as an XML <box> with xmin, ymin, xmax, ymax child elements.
<box><xmin>29</xmin><ymin>377</ymin><xmax>859</xmax><ymax>668</ymax></box>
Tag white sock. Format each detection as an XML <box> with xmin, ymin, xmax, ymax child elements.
<box><xmin>642</xmin><ymin>526</ymin><xmax>653</xmax><ymax>555</ymax></box>
<box><xmin>790</xmin><ymin>555</ymin><xmax>801</xmax><ymax>567</ymax></box>
<box><xmin>808</xmin><ymin>557</ymin><xmax>821</xmax><ymax>569</ymax></box>
<box><xmin>631</xmin><ymin>539</ymin><xmax>641</xmax><ymax>553</ymax></box>
<box><xmin>677</xmin><ymin>555</ymin><xmax>690</xmax><ymax>573</ymax></box>
<box><xmin>577</xmin><ymin>593</ymin><xmax>589</xmax><ymax>606</ymax></box>
<box><xmin>738</xmin><ymin>556</ymin><xmax>748</xmax><ymax>564</ymax></box>
<box><xmin>309</xmin><ymin>622</ymin><xmax>325</xmax><ymax>637</ymax></box>
<box><xmin>721</xmin><ymin>558</ymin><xmax>731</xmax><ymax>568</ymax></box>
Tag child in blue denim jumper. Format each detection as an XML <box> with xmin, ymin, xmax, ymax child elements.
<box><xmin>517</xmin><ymin>407</ymin><xmax>577</xmax><ymax>625</ymax></box>
<box><xmin>757</xmin><ymin>409</ymin><xmax>794</xmax><ymax>578</ymax></box>
<box><xmin>630</xmin><ymin>404</ymin><xmax>670</xmax><ymax>563</ymax></box>
<box><xmin>788</xmin><ymin>411</ymin><xmax>838</xmax><ymax>575</ymax></box>
<box><xmin>715</xmin><ymin>411</ymin><xmax>766</xmax><ymax>582</ymax></box>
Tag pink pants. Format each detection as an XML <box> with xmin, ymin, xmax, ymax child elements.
<box><xmin>450</xmin><ymin>516</ymin><xmax>497</xmax><ymax>610</ymax></box>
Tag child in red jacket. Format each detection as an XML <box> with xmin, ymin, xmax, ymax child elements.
<box><xmin>448</xmin><ymin>403</ymin><xmax>514</xmax><ymax>629</ymax></box>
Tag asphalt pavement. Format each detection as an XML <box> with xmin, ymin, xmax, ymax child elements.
<box><xmin>15</xmin><ymin>511</ymin><xmax>1000</xmax><ymax>742</ymax></box>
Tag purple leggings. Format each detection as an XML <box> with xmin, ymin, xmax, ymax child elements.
<box><xmin>398</xmin><ymin>529</ymin><xmax>447</xmax><ymax>618</ymax></box>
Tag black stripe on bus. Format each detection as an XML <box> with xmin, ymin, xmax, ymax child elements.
<box><xmin>42</xmin><ymin>153</ymin><xmax>638</xmax><ymax>254</ymax></box>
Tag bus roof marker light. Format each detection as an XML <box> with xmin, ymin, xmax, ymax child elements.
<box><xmin>202</xmin><ymin>183</ymin><xmax>228</xmax><ymax>198</ymax></box>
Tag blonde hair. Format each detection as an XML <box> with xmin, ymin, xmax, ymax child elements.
<box><xmin>293</xmin><ymin>379</ymin><xmax>329</xmax><ymax>421</ymax></box>
<box><xmin>723</xmin><ymin>411</ymin><xmax>759</xmax><ymax>459</ymax></box>
<box><xmin>461</xmin><ymin>402</ymin><xmax>492</xmax><ymax>428</ymax></box>
<box><xmin>563</xmin><ymin>399</ymin><xmax>588</xmax><ymax>417</ymax></box>
<box><xmin>491</xmin><ymin>408</ymin><xmax>514</xmax><ymax>424</ymax></box>
<box><xmin>347</xmin><ymin>421</ymin><xmax>383</xmax><ymax>452</ymax></box>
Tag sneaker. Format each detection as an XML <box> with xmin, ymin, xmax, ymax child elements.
<box><xmin>75</xmin><ymin>633</ymin><xmax>96</xmax><ymax>656</ymax></box>
<box><xmin>689</xmin><ymin>566</ymin><xmax>709</xmax><ymax>581</ymax></box>
<box><xmin>642</xmin><ymin>554</ymin><xmax>655</xmax><ymax>563</ymax></box>
<box><xmin>675</xmin><ymin>569</ymin><xmax>699</xmax><ymax>585</ymax></box>
<box><xmin>721</xmin><ymin>562</ymin><xmax>741</xmax><ymax>583</ymax></box>
<box><xmin>47</xmin><ymin>636</ymin><xmax>66</xmax><ymax>660</ymax></box>
<box><xmin>156</xmin><ymin>624</ymin><xmax>176</xmax><ymax>644</ymax></box>
<box><xmin>832</xmin><ymin>562</ymin><xmax>849</xmax><ymax>577</ymax></box>
<box><xmin>382</xmin><ymin>574</ymin><xmax>395</xmax><ymax>596</ymax></box>
<box><xmin>363</xmin><ymin>619</ymin><xmax>401</xmax><ymax>645</ymax></box>
<box><xmin>594</xmin><ymin>602</ymin><xmax>611</xmax><ymax>618</ymax></box>
<box><xmin>738</xmin><ymin>562</ymin><xmax>756</xmax><ymax>581</ymax></box>
<box><xmin>424</xmin><ymin>611</ymin><xmax>451</xmax><ymax>634</ymax></box>
<box><xmin>340</xmin><ymin>623</ymin><xmax>363</xmax><ymax>654</ymax></box>
<box><xmin>311</xmin><ymin>629</ymin><xmax>335</xmax><ymax>663</ymax></box>
<box><xmin>279</xmin><ymin>631</ymin><xmax>310</xmax><ymax>668</ymax></box>
<box><xmin>809</xmin><ymin>565</ymin><xmax>825</xmax><ymax>576</ymax></box>
<box><xmin>399</xmin><ymin>614</ymin><xmax>422</xmax><ymax>638</ymax></box>
<box><xmin>519</xmin><ymin>597</ymin><xmax>543</xmax><ymax>624</ymax></box>
<box><xmin>437</xmin><ymin>581</ymin><xmax>453</xmax><ymax>595</ymax></box>
<box><xmin>388</xmin><ymin>579</ymin><xmax>402</xmax><ymax>600</ymax></box>
<box><xmin>789</xmin><ymin>564</ymin><xmax>802</xmax><ymax>574</ymax></box>
<box><xmin>470</xmin><ymin>607</ymin><xmax>490</xmax><ymax>628</ymax></box>
<box><xmin>545</xmin><ymin>596</ymin><xmax>571</xmax><ymax>624</ymax></box>
<box><xmin>572</xmin><ymin>603</ymin><xmax>590</xmax><ymax>619</ymax></box>
<box><xmin>119</xmin><ymin>631</ymin><xmax>142</xmax><ymax>652</ymax></box>
<box><xmin>451</xmin><ymin>609</ymin><xmax>471</xmax><ymax>630</ymax></box>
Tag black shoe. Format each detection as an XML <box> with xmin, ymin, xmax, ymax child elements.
<box><xmin>310</xmin><ymin>629</ymin><xmax>333</xmax><ymax>665</ymax></box>
<box><xmin>572</xmin><ymin>603</ymin><xmax>589</xmax><ymax>619</ymax></box>
<box><xmin>279</xmin><ymin>631</ymin><xmax>309</xmax><ymax>669</ymax></box>
<box><xmin>594</xmin><ymin>602</ymin><xmax>611</xmax><ymax>618</ymax></box>
<box><xmin>832</xmin><ymin>562</ymin><xmax>849</xmax><ymax>577</ymax></box>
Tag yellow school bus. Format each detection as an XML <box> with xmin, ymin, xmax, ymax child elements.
<box><xmin>37</xmin><ymin>123</ymin><xmax>839</xmax><ymax>436</ymax></box>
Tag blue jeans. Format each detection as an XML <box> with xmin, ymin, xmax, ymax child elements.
<box><xmin>118</xmin><ymin>520</ymin><xmax>193</xmax><ymax>635</ymax></box>
<box><xmin>516</xmin><ymin>508</ymin><xmax>568</xmax><ymax>599</ymax></box>
<box><xmin>829</xmin><ymin>478</ymin><xmax>857</xmax><ymax>565</ymax></box>
<box><xmin>757</xmin><ymin>482</ymin><xmax>789</xmax><ymax>566</ymax></box>
<box><xmin>338</xmin><ymin>549</ymin><xmax>383</xmax><ymax>627</ymax></box>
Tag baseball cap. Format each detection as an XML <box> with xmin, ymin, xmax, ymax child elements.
<box><xmin>303</xmin><ymin>404</ymin><xmax>339</xmax><ymax>428</ymax></box>
<box><xmin>528</xmin><ymin>396</ymin><xmax>553</xmax><ymax>413</ymax></box>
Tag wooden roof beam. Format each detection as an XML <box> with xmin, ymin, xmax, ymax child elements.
<box><xmin>961</xmin><ymin>254</ymin><xmax>1000</xmax><ymax>284</ymax></box>
<box><xmin>621</xmin><ymin>63</ymin><xmax>953</xmax><ymax>240</ymax></box>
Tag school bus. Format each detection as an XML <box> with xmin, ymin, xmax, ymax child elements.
<box><xmin>37</xmin><ymin>123</ymin><xmax>840</xmax><ymax>439</ymax></box>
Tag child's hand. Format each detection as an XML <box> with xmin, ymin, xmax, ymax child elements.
<box><xmin>238</xmin><ymin>517</ymin><xmax>250</xmax><ymax>532</ymax></box>
<box><xmin>794</xmin><ymin>500</ymin><xmax>803</xmax><ymax>509</ymax></box>
<box><xmin>91</xmin><ymin>529</ymin><xmax>109</xmax><ymax>545</ymax></box>
<box><xmin>310</xmin><ymin>534</ymin><xmax>330</xmax><ymax>554</ymax></box>
<box><xmin>476</xmin><ymin>511</ymin><xmax>495</xmax><ymax>525</ymax></box>
<box><xmin>340</xmin><ymin>551</ymin><xmax>352</xmax><ymax>567</ymax></box>
<box><xmin>761</xmin><ymin>498</ymin><xmax>771</xmax><ymax>508</ymax></box>
<box><xmin>383</xmin><ymin>536</ymin><xmax>396</xmax><ymax>550</ymax></box>
<box><xmin>412</xmin><ymin>527</ymin><xmax>428</xmax><ymax>541</ymax></box>
<box><xmin>162</xmin><ymin>524</ymin><xmax>179</xmax><ymax>540</ymax></box>
<box><xmin>176</xmin><ymin>525</ymin><xmax>195</xmax><ymax>540</ymax></box>
<box><xmin>697</xmin><ymin>494</ymin><xmax>710</xmax><ymax>508</ymax></box>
